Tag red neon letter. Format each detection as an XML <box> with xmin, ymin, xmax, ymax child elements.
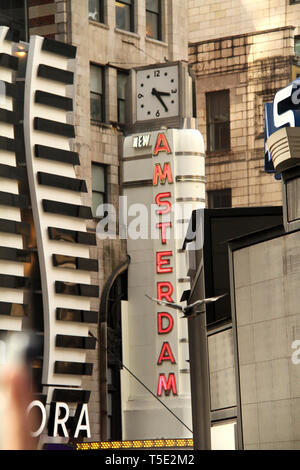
<box><xmin>153</xmin><ymin>163</ymin><xmax>173</xmax><ymax>186</ymax></box>
<box><xmin>157</xmin><ymin>282</ymin><xmax>173</xmax><ymax>302</ymax></box>
<box><xmin>155</xmin><ymin>192</ymin><xmax>172</xmax><ymax>215</ymax></box>
<box><xmin>153</xmin><ymin>133</ymin><xmax>171</xmax><ymax>156</ymax></box>
<box><xmin>158</xmin><ymin>312</ymin><xmax>174</xmax><ymax>334</ymax></box>
<box><xmin>157</xmin><ymin>373</ymin><xmax>178</xmax><ymax>396</ymax></box>
<box><xmin>156</xmin><ymin>251</ymin><xmax>173</xmax><ymax>274</ymax></box>
<box><xmin>157</xmin><ymin>342</ymin><xmax>176</xmax><ymax>365</ymax></box>
<box><xmin>157</xmin><ymin>222</ymin><xmax>172</xmax><ymax>244</ymax></box>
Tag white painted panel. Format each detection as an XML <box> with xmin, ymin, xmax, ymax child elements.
<box><xmin>0</xmin><ymin>150</ymin><xmax>16</xmax><ymax>166</ymax></box>
<box><xmin>0</xmin><ymin>206</ymin><xmax>21</xmax><ymax>222</ymax></box>
<box><xmin>0</xmin><ymin>233</ymin><xmax>23</xmax><ymax>249</ymax></box>
<box><xmin>0</xmin><ymin>178</ymin><xmax>19</xmax><ymax>194</ymax></box>
<box><xmin>0</xmin><ymin>317</ymin><xmax>23</xmax><ymax>332</ymax></box>
<box><xmin>0</xmin><ymin>260</ymin><xmax>24</xmax><ymax>276</ymax></box>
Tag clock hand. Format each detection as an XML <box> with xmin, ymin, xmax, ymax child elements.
<box><xmin>152</xmin><ymin>88</ymin><xmax>168</xmax><ymax>112</ymax></box>
<box><xmin>155</xmin><ymin>90</ymin><xmax>171</xmax><ymax>97</ymax></box>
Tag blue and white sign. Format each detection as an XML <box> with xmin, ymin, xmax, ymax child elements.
<box><xmin>264</xmin><ymin>78</ymin><xmax>300</xmax><ymax>178</ymax></box>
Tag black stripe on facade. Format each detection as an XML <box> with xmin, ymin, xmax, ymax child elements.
<box><xmin>56</xmin><ymin>307</ymin><xmax>98</xmax><ymax>324</ymax></box>
<box><xmin>35</xmin><ymin>91</ymin><xmax>73</xmax><ymax>112</ymax></box>
<box><xmin>1</xmin><ymin>81</ymin><xmax>16</xmax><ymax>98</ymax></box>
<box><xmin>55</xmin><ymin>281</ymin><xmax>99</xmax><ymax>298</ymax></box>
<box><xmin>52</xmin><ymin>389</ymin><xmax>91</xmax><ymax>403</ymax></box>
<box><xmin>43</xmin><ymin>200</ymin><xmax>93</xmax><ymax>219</ymax></box>
<box><xmin>0</xmin><ymin>164</ymin><xmax>26</xmax><ymax>181</ymax></box>
<box><xmin>0</xmin><ymin>53</ymin><xmax>18</xmax><ymax>70</ymax></box>
<box><xmin>35</xmin><ymin>144</ymin><xmax>80</xmax><ymax>165</ymax></box>
<box><xmin>5</xmin><ymin>28</ymin><xmax>20</xmax><ymax>43</ymax></box>
<box><xmin>0</xmin><ymin>191</ymin><xmax>29</xmax><ymax>209</ymax></box>
<box><xmin>0</xmin><ymin>246</ymin><xmax>31</xmax><ymax>263</ymax></box>
<box><xmin>13</xmin><ymin>124</ymin><xmax>25</xmax><ymax>164</ymax></box>
<box><xmin>0</xmin><ymin>108</ymin><xmax>17</xmax><ymax>125</ymax></box>
<box><xmin>0</xmin><ymin>218</ymin><xmax>30</xmax><ymax>235</ymax></box>
<box><xmin>56</xmin><ymin>335</ymin><xmax>97</xmax><ymax>350</ymax></box>
<box><xmin>34</xmin><ymin>117</ymin><xmax>75</xmax><ymax>138</ymax></box>
<box><xmin>0</xmin><ymin>136</ymin><xmax>15</xmax><ymax>152</ymax></box>
<box><xmin>53</xmin><ymin>254</ymin><xmax>98</xmax><ymax>272</ymax></box>
<box><xmin>37</xmin><ymin>172</ymin><xmax>87</xmax><ymax>192</ymax></box>
<box><xmin>42</xmin><ymin>38</ymin><xmax>77</xmax><ymax>59</ymax></box>
<box><xmin>0</xmin><ymin>273</ymin><xmax>28</xmax><ymax>289</ymax></box>
<box><xmin>38</xmin><ymin>64</ymin><xmax>74</xmax><ymax>85</ymax></box>
<box><xmin>0</xmin><ymin>301</ymin><xmax>26</xmax><ymax>316</ymax></box>
<box><xmin>48</xmin><ymin>226</ymin><xmax>96</xmax><ymax>246</ymax></box>
<box><xmin>54</xmin><ymin>361</ymin><xmax>93</xmax><ymax>376</ymax></box>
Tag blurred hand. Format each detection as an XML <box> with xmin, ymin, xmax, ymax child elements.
<box><xmin>0</xmin><ymin>366</ymin><xmax>38</xmax><ymax>450</ymax></box>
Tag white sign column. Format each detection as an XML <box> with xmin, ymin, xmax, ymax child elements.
<box><xmin>122</xmin><ymin>128</ymin><xmax>205</xmax><ymax>440</ymax></box>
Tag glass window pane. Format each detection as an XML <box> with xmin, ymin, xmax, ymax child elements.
<box><xmin>146</xmin><ymin>0</ymin><xmax>159</xmax><ymax>13</ymax></box>
<box><xmin>206</xmin><ymin>90</ymin><xmax>230</xmax><ymax>152</ymax></box>
<box><xmin>90</xmin><ymin>93</ymin><xmax>103</xmax><ymax>121</ymax></box>
<box><xmin>90</xmin><ymin>65</ymin><xmax>103</xmax><ymax>93</ymax></box>
<box><xmin>146</xmin><ymin>12</ymin><xmax>159</xmax><ymax>39</ymax></box>
<box><xmin>92</xmin><ymin>164</ymin><xmax>105</xmax><ymax>192</ymax></box>
<box><xmin>92</xmin><ymin>191</ymin><xmax>105</xmax><ymax>217</ymax></box>
<box><xmin>295</xmin><ymin>37</ymin><xmax>300</xmax><ymax>54</ymax></box>
<box><xmin>118</xmin><ymin>99</ymin><xmax>126</xmax><ymax>124</ymax></box>
<box><xmin>0</xmin><ymin>0</ymin><xmax>26</xmax><ymax>41</ymax></box>
<box><xmin>89</xmin><ymin>0</ymin><xmax>100</xmax><ymax>21</ymax></box>
<box><xmin>116</xmin><ymin>2</ymin><xmax>131</xmax><ymax>31</ymax></box>
<box><xmin>117</xmin><ymin>72</ymin><xmax>128</xmax><ymax>100</ymax></box>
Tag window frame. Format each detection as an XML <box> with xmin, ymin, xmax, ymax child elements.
<box><xmin>88</xmin><ymin>0</ymin><xmax>105</xmax><ymax>23</ymax></box>
<box><xmin>90</xmin><ymin>63</ymin><xmax>105</xmax><ymax>124</ymax></box>
<box><xmin>117</xmin><ymin>69</ymin><xmax>129</xmax><ymax>125</ymax></box>
<box><xmin>115</xmin><ymin>0</ymin><xmax>134</xmax><ymax>33</ymax></box>
<box><xmin>206</xmin><ymin>89</ymin><xmax>231</xmax><ymax>153</ymax></box>
<box><xmin>91</xmin><ymin>162</ymin><xmax>107</xmax><ymax>219</ymax></box>
<box><xmin>146</xmin><ymin>0</ymin><xmax>162</xmax><ymax>41</ymax></box>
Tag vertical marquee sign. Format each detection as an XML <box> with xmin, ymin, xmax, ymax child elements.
<box><xmin>122</xmin><ymin>128</ymin><xmax>205</xmax><ymax>440</ymax></box>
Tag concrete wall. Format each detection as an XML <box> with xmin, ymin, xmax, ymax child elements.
<box><xmin>232</xmin><ymin>230</ymin><xmax>300</xmax><ymax>449</ymax></box>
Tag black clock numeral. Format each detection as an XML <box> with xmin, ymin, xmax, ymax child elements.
<box><xmin>138</xmin><ymin>93</ymin><xmax>144</xmax><ymax>99</ymax></box>
<box><xmin>154</xmin><ymin>70</ymin><xmax>160</xmax><ymax>77</ymax></box>
<box><xmin>171</xmin><ymin>88</ymin><xmax>177</xmax><ymax>94</ymax></box>
<box><xmin>156</xmin><ymin>109</ymin><xmax>160</xmax><ymax>117</ymax></box>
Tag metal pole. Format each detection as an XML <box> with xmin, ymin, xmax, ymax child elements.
<box><xmin>187</xmin><ymin>250</ymin><xmax>211</xmax><ymax>450</ymax></box>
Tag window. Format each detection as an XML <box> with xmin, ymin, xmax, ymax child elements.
<box><xmin>146</xmin><ymin>0</ymin><xmax>161</xmax><ymax>40</ymax></box>
<box><xmin>295</xmin><ymin>36</ymin><xmax>300</xmax><ymax>55</ymax></box>
<box><xmin>92</xmin><ymin>163</ymin><xmax>107</xmax><ymax>217</ymax></box>
<box><xmin>206</xmin><ymin>90</ymin><xmax>230</xmax><ymax>152</ymax></box>
<box><xmin>0</xmin><ymin>0</ymin><xmax>28</xmax><ymax>41</ymax></box>
<box><xmin>90</xmin><ymin>64</ymin><xmax>105</xmax><ymax>123</ymax></box>
<box><xmin>115</xmin><ymin>0</ymin><xmax>133</xmax><ymax>32</ymax></box>
<box><xmin>207</xmin><ymin>189</ymin><xmax>232</xmax><ymax>209</ymax></box>
<box><xmin>117</xmin><ymin>70</ymin><xmax>128</xmax><ymax>124</ymax></box>
<box><xmin>89</xmin><ymin>0</ymin><xmax>104</xmax><ymax>23</ymax></box>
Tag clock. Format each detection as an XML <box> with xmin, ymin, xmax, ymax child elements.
<box><xmin>136</xmin><ymin>64</ymin><xmax>179</xmax><ymax>122</ymax></box>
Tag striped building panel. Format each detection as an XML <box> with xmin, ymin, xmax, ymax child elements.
<box><xmin>24</xmin><ymin>34</ymin><xmax>99</xmax><ymax>401</ymax></box>
<box><xmin>0</xmin><ymin>26</ymin><xmax>26</xmax><ymax>333</ymax></box>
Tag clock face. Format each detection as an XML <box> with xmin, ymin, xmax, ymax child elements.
<box><xmin>136</xmin><ymin>65</ymin><xmax>179</xmax><ymax>122</ymax></box>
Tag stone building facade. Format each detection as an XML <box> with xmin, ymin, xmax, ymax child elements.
<box><xmin>24</xmin><ymin>0</ymin><xmax>189</xmax><ymax>443</ymax></box>
<box><xmin>188</xmin><ymin>0</ymin><xmax>300</xmax><ymax>209</ymax></box>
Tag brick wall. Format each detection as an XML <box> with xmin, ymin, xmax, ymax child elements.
<box><xmin>189</xmin><ymin>27</ymin><xmax>295</xmax><ymax>207</ymax></box>
<box><xmin>28</xmin><ymin>0</ymin><xmax>68</xmax><ymax>41</ymax></box>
